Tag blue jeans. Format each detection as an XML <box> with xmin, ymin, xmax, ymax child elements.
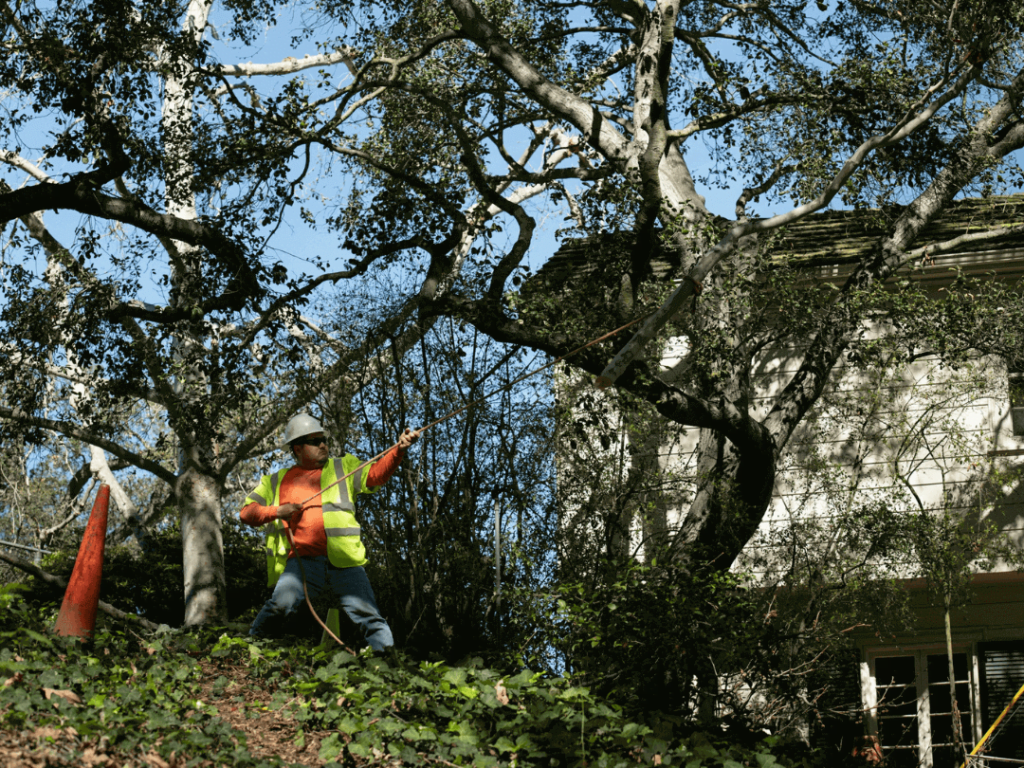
<box><xmin>249</xmin><ymin>557</ymin><xmax>394</xmax><ymax>651</ymax></box>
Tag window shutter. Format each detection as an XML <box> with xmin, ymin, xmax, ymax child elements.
<box><xmin>979</xmin><ymin>641</ymin><xmax>1024</xmax><ymax>761</ymax></box>
<box><xmin>810</xmin><ymin>650</ymin><xmax>863</xmax><ymax>750</ymax></box>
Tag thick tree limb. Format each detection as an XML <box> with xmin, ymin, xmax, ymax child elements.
<box><xmin>0</xmin><ymin>550</ymin><xmax>161</xmax><ymax>631</ymax></box>
<box><xmin>89</xmin><ymin>447</ymin><xmax>139</xmax><ymax>525</ymax></box>
<box><xmin>445</xmin><ymin>0</ymin><xmax>631</xmax><ymax>163</ymax></box>
<box><xmin>0</xmin><ymin>405</ymin><xmax>177</xmax><ymax>486</ymax></box>
<box><xmin>0</xmin><ymin>150</ymin><xmax>52</xmax><ymax>183</ymax></box>
<box><xmin>0</xmin><ymin>176</ymin><xmax>261</xmax><ymax>306</ymax></box>
<box><xmin>629</xmin><ymin>1</ymin><xmax>679</xmax><ymax>296</ymax></box>
<box><xmin>207</xmin><ymin>49</ymin><xmax>358</xmax><ymax>79</ymax></box>
<box><xmin>596</xmin><ymin>62</ymin><xmax>987</xmax><ymax>388</ymax></box>
<box><xmin>427</xmin><ymin>293</ymin><xmax>767</xmax><ymax>441</ymax></box>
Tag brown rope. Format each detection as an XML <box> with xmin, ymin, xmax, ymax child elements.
<box><xmin>282</xmin><ymin>522</ymin><xmax>356</xmax><ymax>653</ymax></box>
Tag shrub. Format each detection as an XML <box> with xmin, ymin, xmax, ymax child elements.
<box><xmin>37</xmin><ymin>515</ymin><xmax>266</xmax><ymax>626</ymax></box>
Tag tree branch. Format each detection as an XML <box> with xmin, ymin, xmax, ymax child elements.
<box><xmin>206</xmin><ymin>48</ymin><xmax>358</xmax><ymax>79</ymax></box>
<box><xmin>0</xmin><ymin>405</ymin><xmax>177</xmax><ymax>486</ymax></box>
<box><xmin>0</xmin><ymin>151</ymin><xmax>53</xmax><ymax>184</ymax></box>
<box><xmin>445</xmin><ymin>0</ymin><xmax>631</xmax><ymax>163</ymax></box>
<box><xmin>596</xmin><ymin>60</ymin><xmax>986</xmax><ymax>389</ymax></box>
<box><xmin>0</xmin><ymin>550</ymin><xmax>161</xmax><ymax>631</ymax></box>
<box><xmin>0</xmin><ymin>177</ymin><xmax>261</xmax><ymax>307</ymax></box>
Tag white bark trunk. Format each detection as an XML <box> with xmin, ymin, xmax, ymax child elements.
<box><xmin>89</xmin><ymin>445</ymin><xmax>138</xmax><ymax>521</ymax></box>
<box><xmin>179</xmin><ymin>469</ymin><xmax>226</xmax><ymax>625</ymax></box>
<box><xmin>163</xmin><ymin>0</ymin><xmax>227</xmax><ymax>625</ymax></box>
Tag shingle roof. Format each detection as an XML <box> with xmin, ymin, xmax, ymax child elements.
<box><xmin>770</xmin><ymin>194</ymin><xmax>1024</xmax><ymax>266</ymax></box>
<box><xmin>528</xmin><ymin>195</ymin><xmax>1024</xmax><ymax>295</ymax></box>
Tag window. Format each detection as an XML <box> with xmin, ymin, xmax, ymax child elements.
<box><xmin>865</xmin><ymin>649</ymin><xmax>977</xmax><ymax>768</ymax></box>
<box><xmin>978</xmin><ymin>643</ymin><xmax>1024</xmax><ymax>763</ymax></box>
<box><xmin>1008</xmin><ymin>370</ymin><xmax>1024</xmax><ymax>436</ymax></box>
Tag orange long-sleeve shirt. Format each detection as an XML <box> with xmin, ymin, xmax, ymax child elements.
<box><xmin>239</xmin><ymin>446</ymin><xmax>405</xmax><ymax>558</ymax></box>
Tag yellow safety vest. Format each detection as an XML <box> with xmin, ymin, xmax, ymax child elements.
<box><xmin>243</xmin><ymin>456</ymin><xmax>377</xmax><ymax>586</ymax></box>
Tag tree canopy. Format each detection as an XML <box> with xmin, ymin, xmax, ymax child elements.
<box><xmin>310</xmin><ymin>0</ymin><xmax>1024</xmax><ymax>567</ymax></box>
<box><xmin>4</xmin><ymin>0</ymin><xmax>1024</xmax><ymax>626</ymax></box>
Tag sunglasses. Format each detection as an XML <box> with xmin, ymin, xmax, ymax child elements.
<box><xmin>292</xmin><ymin>436</ymin><xmax>327</xmax><ymax>447</ymax></box>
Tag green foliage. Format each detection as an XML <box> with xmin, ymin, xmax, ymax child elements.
<box><xmin>236</xmin><ymin>637</ymin><xmax>810</xmax><ymax>768</ymax></box>
<box><xmin>0</xmin><ymin>591</ymin><xmax>285</xmax><ymax>767</ymax></box>
<box><xmin>518</xmin><ymin>560</ymin><xmax>770</xmax><ymax>720</ymax></box>
<box><xmin>0</xmin><ymin>588</ymin><xmax>840</xmax><ymax>767</ymax></box>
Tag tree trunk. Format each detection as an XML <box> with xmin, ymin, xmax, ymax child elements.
<box><xmin>671</xmin><ymin>428</ymin><xmax>776</xmax><ymax>568</ymax></box>
<box><xmin>178</xmin><ymin>468</ymin><xmax>227</xmax><ymax>625</ymax></box>
<box><xmin>945</xmin><ymin>597</ymin><xmax>964</xmax><ymax>760</ymax></box>
<box><xmin>163</xmin><ymin>0</ymin><xmax>226</xmax><ymax>628</ymax></box>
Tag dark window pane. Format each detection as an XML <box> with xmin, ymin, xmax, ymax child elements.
<box><xmin>877</xmin><ymin>656</ymin><xmax>918</xmax><ymax>725</ymax></box>
<box><xmin>878</xmin><ymin>656</ymin><xmax>916</xmax><ymax>685</ymax></box>
<box><xmin>930</xmin><ymin>711</ymin><xmax>971</xmax><ymax>746</ymax></box>
<box><xmin>881</xmin><ymin>745</ymin><xmax>920</xmax><ymax>768</ymax></box>
<box><xmin>928</xmin><ymin>653</ymin><xmax>969</xmax><ymax>683</ymax></box>
<box><xmin>933</xmin><ymin>743</ymin><xmax>969</xmax><ymax>768</ymax></box>
<box><xmin>879</xmin><ymin>714</ymin><xmax>919</xmax><ymax>752</ymax></box>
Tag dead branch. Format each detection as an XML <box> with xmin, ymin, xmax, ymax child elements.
<box><xmin>0</xmin><ymin>549</ymin><xmax>161</xmax><ymax>631</ymax></box>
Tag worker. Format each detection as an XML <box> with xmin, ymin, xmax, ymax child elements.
<box><xmin>241</xmin><ymin>413</ymin><xmax>418</xmax><ymax>650</ymax></box>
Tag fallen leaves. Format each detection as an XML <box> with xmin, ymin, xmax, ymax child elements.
<box><xmin>142</xmin><ymin>751</ymin><xmax>171</xmax><ymax>768</ymax></box>
<box><xmin>3</xmin><ymin>672</ymin><xmax>24</xmax><ymax>688</ymax></box>
<box><xmin>79</xmin><ymin>745</ymin><xmax>115</xmax><ymax>767</ymax></box>
<box><xmin>495</xmin><ymin>682</ymin><xmax>509</xmax><ymax>706</ymax></box>
<box><xmin>3</xmin><ymin>673</ymin><xmax>83</xmax><ymax>710</ymax></box>
<box><xmin>43</xmin><ymin>688</ymin><xmax>83</xmax><ymax>707</ymax></box>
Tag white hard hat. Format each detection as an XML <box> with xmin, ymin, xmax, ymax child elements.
<box><xmin>283</xmin><ymin>413</ymin><xmax>325</xmax><ymax>444</ymax></box>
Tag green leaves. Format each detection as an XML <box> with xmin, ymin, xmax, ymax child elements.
<box><xmin>442</xmin><ymin>666</ymin><xmax>480</xmax><ymax>699</ymax></box>
<box><xmin>0</xmin><ymin>589</ymin><xmax>824</xmax><ymax>768</ymax></box>
<box><xmin>256</xmin><ymin>630</ymin><xmax>799</xmax><ymax>768</ymax></box>
<box><xmin>317</xmin><ymin>731</ymin><xmax>344</xmax><ymax>762</ymax></box>
<box><xmin>0</xmin><ymin>595</ymin><xmax>282</xmax><ymax>766</ymax></box>
<box><xmin>525</xmin><ymin>560</ymin><xmax>765</xmax><ymax>720</ymax></box>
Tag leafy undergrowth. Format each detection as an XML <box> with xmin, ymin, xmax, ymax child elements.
<box><xmin>1</xmin><ymin>587</ymin><xmax>808</xmax><ymax>767</ymax></box>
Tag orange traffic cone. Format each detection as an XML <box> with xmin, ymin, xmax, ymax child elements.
<box><xmin>54</xmin><ymin>484</ymin><xmax>110</xmax><ymax>638</ymax></box>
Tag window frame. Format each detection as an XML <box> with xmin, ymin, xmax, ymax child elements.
<box><xmin>1007</xmin><ymin>369</ymin><xmax>1024</xmax><ymax>436</ymax></box>
<box><xmin>860</xmin><ymin>644</ymin><xmax>984</xmax><ymax>768</ymax></box>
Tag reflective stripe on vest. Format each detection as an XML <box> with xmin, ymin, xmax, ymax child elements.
<box><xmin>261</xmin><ymin>468</ymin><xmax>290</xmax><ymax>587</ymax></box>
<box><xmin>258</xmin><ymin>456</ymin><xmax>375</xmax><ymax>586</ymax></box>
<box><xmin>320</xmin><ymin>457</ymin><xmax>368</xmax><ymax>571</ymax></box>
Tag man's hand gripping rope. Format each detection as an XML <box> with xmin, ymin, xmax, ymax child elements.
<box><xmin>276</xmin><ymin>428</ymin><xmax>421</xmax><ymax>652</ymax></box>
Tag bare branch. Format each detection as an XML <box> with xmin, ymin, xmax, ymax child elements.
<box><xmin>0</xmin><ymin>405</ymin><xmax>177</xmax><ymax>486</ymax></box>
<box><xmin>905</xmin><ymin>222</ymin><xmax>1024</xmax><ymax>260</ymax></box>
<box><xmin>206</xmin><ymin>48</ymin><xmax>358</xmax><ymax>79</ymax></box>
<box><xmin>0</xmin><ymin>550</ymin><xmax>161</xmax><ymax>631</ymax></box>
<box><xmin>0</xmin><ymin>151</ymin><xmax>53</xmax><ymax>184</ymax></box>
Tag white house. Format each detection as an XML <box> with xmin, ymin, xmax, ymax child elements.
<box><xmin>545</xmin><ymin>196</ymin><xmax>1024</xmax><ymax>767</ymax></box>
